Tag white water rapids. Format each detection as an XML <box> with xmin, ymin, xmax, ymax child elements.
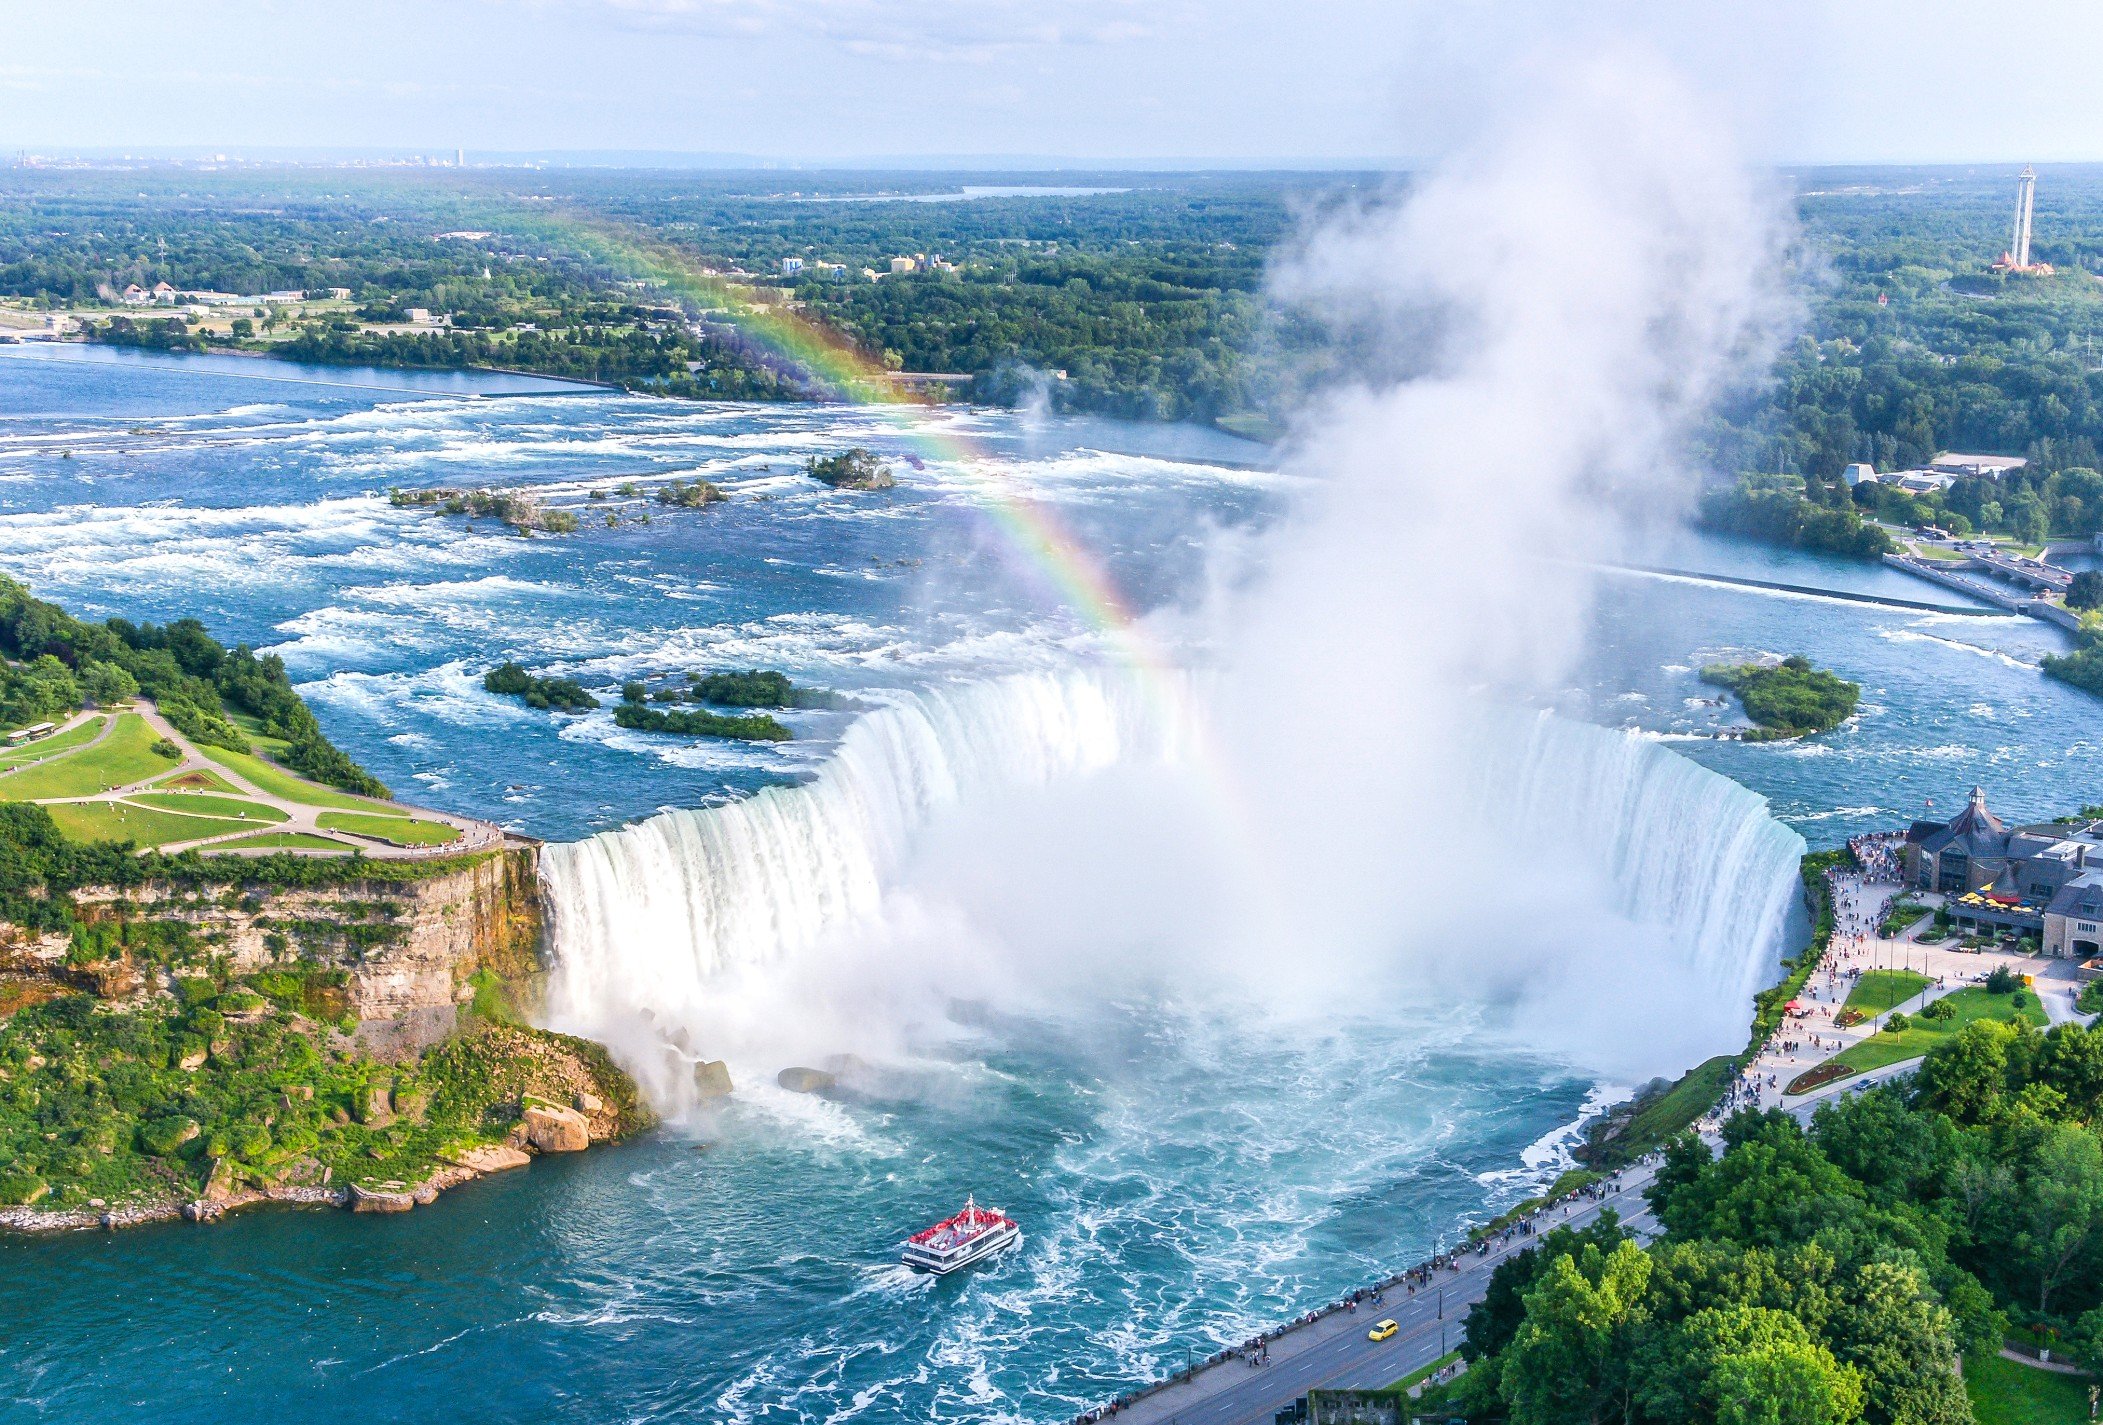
<box><xmin>540</xmin><ymin>669</ymin><xmax>1805</xmax><ymax>1112</ymax></box>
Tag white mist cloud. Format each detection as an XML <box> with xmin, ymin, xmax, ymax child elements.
<box><xmin>1256</xmin><ymin>47</ymin><xmax>1788</xmax><ymax>686</ymax></box>
<box><xmin>545</xmin><ymin>42</ymin><xmax>1810</xmax><ymax>1107</ymax></box>
<box><xmin>907</xmin><ymin>46</ymin><xmax>1803</xmax><ymax>1072</ymax></box>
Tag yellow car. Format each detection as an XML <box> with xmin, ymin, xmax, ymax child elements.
<box><xmin>1368</xmin><ymin>1319</ymin><xmax>1399</xmax><ymax>1342</ymax></box>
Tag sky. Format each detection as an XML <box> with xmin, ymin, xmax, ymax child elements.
<box><xmin>2</xmin><ymin>0</ymin><xmax>2101</xmax><ymax>166</ymax></box>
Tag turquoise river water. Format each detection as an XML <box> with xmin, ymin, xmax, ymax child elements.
<box><xmin>0</xmin><ymin>346</ymin><xmax>2093</xmax><ymax>1424</ymax></box>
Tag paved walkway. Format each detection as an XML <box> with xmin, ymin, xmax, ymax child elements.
<box><xmin>13</xmin><ymin>699</ymin><xmax>504</xmax><ymax>860</ymax></box>
<box><xmin>1716</xmin><ymin>867</ymin><xmax>2085</xmax><ymax>1121</ymax></box>
<box><xmin>0</xmin><ymin>707</ymin><xmax>112</xmax><ymax>776</ymax></box>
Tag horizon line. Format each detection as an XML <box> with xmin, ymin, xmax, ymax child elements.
<box><xmin>7</xmin><ymin>147</ymin><xmax>2103</xmax><ymax>175</ymax></box>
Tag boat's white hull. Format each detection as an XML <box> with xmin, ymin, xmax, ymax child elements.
<box><xmin>903</xmin><ymin>1222</ymin><xmax>1021</xmax><ymax>1275</ymax></box>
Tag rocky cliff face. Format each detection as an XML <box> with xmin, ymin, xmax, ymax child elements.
<box><xmin>5</xmin><ymin>846</ymin><xmax>546</xmax><ymax>1053</ymax></box>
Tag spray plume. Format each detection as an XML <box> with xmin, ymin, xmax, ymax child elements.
<box><xmin>543</xmin><ymin>47</ymin><xmax>1807</xmax><ymax>1104</ymax></box>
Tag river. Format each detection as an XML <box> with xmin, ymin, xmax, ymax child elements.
<box><xmin>0</xmin><ymin>346</ymin><xmax>2088</xmax><ymax>1424</ymax></box>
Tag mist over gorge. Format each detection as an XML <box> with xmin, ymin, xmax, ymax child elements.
<box><xmin>542</xmin><ymin>52</ymin><xmax>1807</xmax><ymax>1101</ymax></box>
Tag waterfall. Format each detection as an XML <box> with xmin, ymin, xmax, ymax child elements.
<box><xmin>540</xmin><ymin>669</ymin><xmax>1805</xmax><ymax>1106</ymax></box>
<box><xmin>1476</xmin><ymin>714</ymin><xmax>1807</xmax><ymax>1014</ymax></box>
<box><xmin>539</xmin><ymin>668</ymin><xmax>1188</xmax><ymax>1102</ymax></box>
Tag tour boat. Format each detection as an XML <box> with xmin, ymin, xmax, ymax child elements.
<box><xmin>901</xmin><ymin>1196</ymin><xmax>1021</xmax><ymax>1275</ymax></box>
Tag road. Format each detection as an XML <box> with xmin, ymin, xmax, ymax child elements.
<box><xmin>1106</xmin><ymin>1168</ymin><xmax>1660</xmax><ymax>1425</ymax></box>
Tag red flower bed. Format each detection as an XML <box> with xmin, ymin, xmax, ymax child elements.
<box><xmin>1786</xmin><ymin>1061</ymin><xmax>1858</xmax><ymax>1096</ymax></box>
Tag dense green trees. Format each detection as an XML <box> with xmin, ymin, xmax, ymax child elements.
<box><xmin>1701</xmin><ymin>656</ymin><xmax>1862</xmax><ymax>740</ymax></box>
<box><xmin>0</xmin><ymin>655</ymin><xmax>81</xmax><ymax>729</ymax></box>
<box><xmin>1462</xmin><ymin>1016</ymin><xmax>2103</xmax><ymax>1422</ymax></box>
<box><xmin>0</xmin><ymin>578</ymin><xmax>383</xmax><ymax>796</ymax></box>
<box><xmin>8</xmin><ymin>163</ymin><xmax>2103</xmax><ymax>447</ymax></box>
<box><xmin>1702</xmin><ymin>475</ymin><xmax>1896</xmax><ymax>559</ymax></box>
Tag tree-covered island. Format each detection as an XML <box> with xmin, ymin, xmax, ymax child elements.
<box><xmin>482</xmin><ymin>662</ymin><xmax>599</xmax><ymax>712</ymax></box>
<box><xmin>1700</xmin><ymin>656</ymin><xmax>1861</xmax><ymax>741</ymax></box>
<box><xmin>689</xmin><ymin>669</ymin><xmax>845</xmax><ymax>709</ymax></box>
<box><xmin>482</xmin><ymin>665</ymin><xmax>842</xmax><ymax>741</ymax></box>
<box><xmin>805</xmin><ymin>448</ymin><xmax>897</xmax><ymax>490</ymax></box>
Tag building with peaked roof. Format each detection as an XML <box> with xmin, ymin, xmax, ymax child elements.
<box><xmin>1905</xmin><ymin>786</ymin><xmax>2012</xmax><ymax>894</ymax></box>
<box><xmin>1905</xmin><ymin>787</ymin><xmax>2103</xmax><ymax>952</ymax></box>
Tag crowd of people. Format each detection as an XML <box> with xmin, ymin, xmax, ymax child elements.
<box><xmin>1847</xmin><ymin>830</ymin><xmax>1905</xmax><ymax>885</ymax></box>
<box><xmin>1706</xmin><ymin>842</ymin><xmax>1953</xmax><ymax>1125</ymax></box>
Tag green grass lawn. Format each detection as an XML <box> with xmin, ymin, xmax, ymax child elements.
<box><xmin>1965</xmin><ymin>1350</ymin><xmax>2093</xmax><ymax>1425</ymax></box>
<box><xmin>1829</xmin><ymin>987</ymin><xmax>2049</xmax><ymax>1076</ymax></box>
<box><xmin>1382</xmin><ymin>1350</ymin><xmax>1462</xmax><ymax>1395</ymax></box>
<box><xmin>42</xmin><ymin>800</ymin><xmax>246</xmax><ymax>849</ymax></box>
<box><xmin>124</xmin><ymin>791</ymin><xmax>287</xmax><ymax>824</ymax></box>
<box><xmin>195</xmin><ymin>743</ymin><xmax>392</xmax><ymax>813</ymax></box>
<box><xmin>1846</xmin><ymin>969</ymin><xmax>1934</xmax><ymax>1016</ymax></box>
<box><xmin>0</xmin><ymin>715</ymin><xmax>106</xmax><ymax>769</ymax></box>
<box><xmin>0</xmin><ymin>714</ymin><xmax>175</xmax><ymax>799</ymax></box>
<box><xmin>210</xmin><ymin>831</ymin><xmax>356</xmax><ymax>851</ymax></box>
<box><xmin>316</xmin><ymin>811</ymin><xmax>461</xmax><ymax>846</ymax></box>
<box><xmin>1881</xmin><ymin>901</ymin><xmax>1936</xmax><ymax>937</ymax></box>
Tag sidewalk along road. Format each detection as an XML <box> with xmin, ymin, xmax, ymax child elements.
<box><xmin>1101</xmin><ymin>1016</ymin><xmax>1943</xmax><ymax>1425</ymax></box>
<box><xmin>1104</xmin><ymin>1168</ymin><xmax>1660</xmax><ymax>1425</ymax></box>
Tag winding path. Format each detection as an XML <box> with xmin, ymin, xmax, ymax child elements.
<box><xmin>15</xmin><ymin>700</ymin><xmax>506</xmax><ymax>860</ymax></box>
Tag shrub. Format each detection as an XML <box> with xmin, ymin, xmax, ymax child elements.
<box><xmin>1921</xmin><ymin>997</ymin><xmax>1956</xmax><ymax>1021</ymax></box>
<box><xmin>1885</xmin><ymin>1011</ymin><xmax>1911</xmax><ymax>1032</ymax></box>
<box><xmin>137</xmin><ymin>1115</ymin><xmax>200</xmax><ymax>1156</ymax></box>
<box><xmin>2078</xmin><ymin>980</ymin><xmax>2103</xmax><ymax>1015</ymax></box>
<box><xmin>0</xmin><ymin>1171</ymin><xmax>49</xmax><ymax>1206</ymax></box>
<box><xmin>1987</xmin><ymin>965</ymin><xmax>2020</xmax><ymax>994</ymax></box>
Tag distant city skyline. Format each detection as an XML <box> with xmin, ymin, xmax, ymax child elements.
<box><xmin>4</xmin><ymin>0</ymin><xmax>2103</xmax><ymax>166</ymax></box>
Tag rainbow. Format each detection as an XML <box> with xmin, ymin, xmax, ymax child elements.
<box><xmin>525</xmin><ymin>216</ymin><xmax>1202</xmax><ymax>703</ymax></box>
<box><xmin>481</xmin><ymin>213</ymin><xmax>1274</xmax><ymax>874</ymax></box>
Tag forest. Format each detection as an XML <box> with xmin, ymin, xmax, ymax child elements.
<box><xmin>1448</xmin><ymin>1013</ymin><xmax>2103</xmax><ymax>1425</ymax></box>
<box><xmin>4</xmin><ymin>164</ymin><xmax>2102</xmax><ymax>443</ymax></box>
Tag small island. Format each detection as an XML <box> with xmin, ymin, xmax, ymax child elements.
<box><xmin>612</xmin><ymin>675</ymin><xmax>798</xmax><ymax>741</ymax></box>
<box><xmin>1700</xmin><ymin>655</ymin><xmax>1861</xmax><ymax>741</ymax></box>
<box><xmin>395</xmin><ymin>477</ymin><xmax>728</xmax><ymax>538</ymax></box>
<box><xmin>483</xmin><ymin>661</ymin><xmax>600</xmax><ymax>712</ymax></box>
<box><xmin>655</xmin><ymin>478</ymin><xmax>726</xmax><ymax>508</ymax></box>
<box><xmin>689</xmin><ymin>669</ymin><xmax>843</xmax><ymax>710</ymax></box>
<box><xmin>390</xmin><ymin>486</ymin><xmax>581</xmax><ymax>536</ymax></box>
<box><xmin>481</xmin><ymin>665</ymin><xmax>843</xmax><ymax>741</ymax></box>
<box><xmin>806</xmin><ymin>448</ymin><xmax>896</xmax><ymax>490</ymax></box>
